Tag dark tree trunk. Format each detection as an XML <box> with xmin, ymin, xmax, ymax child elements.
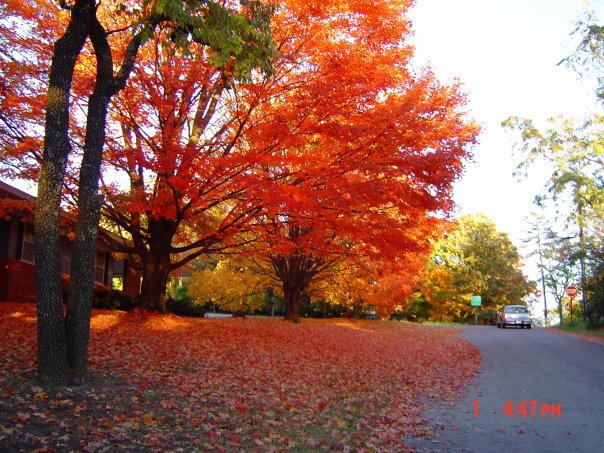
<box><xmin>65</xmin><ymin>15</ymin><xmax>113</xmax><ymax>383</ymax></box>
<box><xmin>273</xmin><ymin>252</ymin><xmax>321</xmax><ymax>323</ymax></box>
<box><xmin>35</xmin><ymin>0</ymin><xmax>92</xmax><ymax>386</ymax></box>
<box><xmin>283</xmin><ymin>283</ymin><xmax>303</xmax><ymax>323</ymax></box>
<box><xmin>137</xmin><ymin>217</ymin><xmax>177</xmax><ymax>313</ymax></box>
<box><xmin>138</xmin><ymin>255</ymin><xmax>171</xmax><ymax>313</ymax></box>
<box><xmin>37</xmin><ymin>2</ymin><xmax>143</xmax><ymax>385</ymax></box>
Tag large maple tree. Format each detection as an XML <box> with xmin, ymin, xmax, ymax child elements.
<box><xmin>0</xmin><ymin>0</ymin><xmax>276</xmax><ymax>384</ymax></box>
<box><xmin>99</xmin><ymin>33</ymin><xmax>274</xmax><ymax>313</ymax></box>
<box><xmin>420</xmin><ymin>214</ymin><xmax>536</xmax><ymax>322</ymax></box>
<box><xmin>238</xmin><ymin>0</ymin><xmax>479</xmax><ymax>321</ymax></box>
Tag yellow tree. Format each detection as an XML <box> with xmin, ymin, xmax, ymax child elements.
<box><xmin>420</xmin><ymin>214</ymin><xmax>536</xmax><ymax>322</ymax></box>
<box><xmin>188</xmin><ymin>259</ymin><xmax>270</xmax><ymax>313</ymax></box>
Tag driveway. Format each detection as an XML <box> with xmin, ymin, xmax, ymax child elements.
<box><xmin>407</xmin><ymin>326</ymin><xmax>604</xmax><ymax>452</ymax></box>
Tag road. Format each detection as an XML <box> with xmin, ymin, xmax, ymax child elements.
<box><xmin>407</xmin><ymin>326</ymin><xmax>604</xmax><ymax>453</ymax></box>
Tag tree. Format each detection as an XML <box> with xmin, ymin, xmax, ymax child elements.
<box><xmin>503</xmin><ymin>115</ymin><xmax>604</xmax><ymax>322</ymax></box>
<box><xmin>99</xmin><ymin>32</ymin><xmax>276</xmax><ymax>313</ymax></box>
<box><xmin>522</xmin><ymin>213</ymin><xmax>587</xmax><ymax>326</ymax></box>
<box><xmin>311</xmin><ymin>261</ymin><xmax>422</xmax><ymax>318</ymax></box>
<box><xmin>188</xmin><ymin>258</ymin><xmax>270</xmax><ymax>313</ymax></box>
<box><xmin>561</xmin><ymin>7</ymin><xmax>604</xmax><ymax>101</ymax></box>
<box><xmin>522</xmin><ymin>213</ymin><xmax>553</xmax><ymax>325</ymax></box>
<box><xmin>585</xmin><ymin>250</ymin><xmax>604</xmax><ymax>326</ymax></box>
<box><xmin>0</xmin><ymin>0</ymin><xmax>276</xmax><ymax>385</ymax></box>
<box><xmin>503</xmin><ymin>115</ymin><xmax>604</xmax><ymax>231</ymax></box>
<box><xmin>540</xmin><ymin>230</ymin><xmax>580</xmax><ymax>326</ymax></box>
<box><xmin>239</xmin><ymin>0</ymin><xmax>479</xmax><ymax>321</ymax></box>
<box><xmin>420</xmin><ymin>214</ymin><xmax>536</xmax><ymax>322</ymax></box>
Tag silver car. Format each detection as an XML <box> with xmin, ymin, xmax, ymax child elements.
<box><xmin>496</xmin><ymin>305</ymin><xmax>532</xmax><ymax>329</ymax></box>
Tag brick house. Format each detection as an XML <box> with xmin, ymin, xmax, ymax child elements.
<box><xmin>0</xmin><ymin>181</ymin><xmax>140</xmax><ymax>302</ymax></box>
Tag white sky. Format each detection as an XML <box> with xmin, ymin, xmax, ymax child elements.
<box><xmin>409</xmin><ymin>0</ymin><xmax>602</xmax><ymax>283</ymax></box>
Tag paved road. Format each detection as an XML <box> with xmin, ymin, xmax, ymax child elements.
<box><xmin>407</xmin><ymin>326</ymin><xmax>604</xmax><ymax>453</ymax></box>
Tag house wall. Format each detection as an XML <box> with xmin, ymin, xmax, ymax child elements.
<box><xmin>0</xmin><ymin>258</ymin><xmax>36</xmax><ymax>302</ymax></box>
<box><xmin>0</xmin><ymin>217</ymin><xmax>139</xmax><ymax>302</ymax></box>
<box><xmin>1</xmin><ymin>181</ymin><xmax>141</xmax><ymax>302</ymax></box>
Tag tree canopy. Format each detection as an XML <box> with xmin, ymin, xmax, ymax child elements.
<box><xmin>240</xmin><ymin>0</ymin><xmax>478</xmax><ymax>320</ymax></box>
<box><xmin>1</xmin><ymin>0</ymin><xmax>479</xmax><ymax>325</ymax></box>
<box><xmin>420</xmin><ymin>214</ymin><xmax>536</xmax><ymax>322</ymax></box>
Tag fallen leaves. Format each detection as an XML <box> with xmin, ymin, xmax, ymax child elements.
<box><xmin>0</xmin><ymin>303</ymin><xmax>480</xmax><ymax>451</ymax></box>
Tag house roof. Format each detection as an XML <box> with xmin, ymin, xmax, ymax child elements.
<box><xmin>0</xmin><ymin>180</ymin><xmax>36</xmax><ymax>202</ymax></box>
<box><xmin>0</xmin><ymin>180</ymin><xmax>125</xmax><ymax>248</ymax></box>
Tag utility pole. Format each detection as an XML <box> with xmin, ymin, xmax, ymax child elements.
<box><xmin>579</xmin><ymin>220</ymin><xmax>588</xmax><ymax>322</ymax></box>
<box><xmin>577</xmin><ymin>189</ymin><xmax>588</xmax><ymax>323</ymax></box>
<box><xmin>537</xmin><ymin>228</ymin><xmax>549</xmax><ymax>326</ymax></box>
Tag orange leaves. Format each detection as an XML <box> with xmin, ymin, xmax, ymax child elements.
<box><xmin>0</xmin><ymin>303</ymin><xmax>480</xmax><ymax>451</ymax></box>
<box><xmin>0</xmin><ymin>198</ymin><xmax>34</xmax><ymax>221</ymax></box>
<box><xmin>244</xmin><ymin>0</ymin><xmax>479</xmax><ymax>271</ymax></box>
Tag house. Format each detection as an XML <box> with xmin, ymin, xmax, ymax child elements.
<box><xmin>0</xmin><ymin>180</ymin><xmax>140</xmax><ymax>302</ymax></box>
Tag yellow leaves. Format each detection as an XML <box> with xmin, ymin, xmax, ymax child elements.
<box><xmin>188</xmin><ymin>258</ymin><xmax>271</xmax><ymax>312</ymax></box>
<box><xmin>143</xmin><ymin>411</ymin><xmax>155</xmax><ymax>425</ymax></box>
<box><xmin>31</xmin><ymin>386</ymin><xmax>48</xmax><ymax>401</ymax></box>
<box><xmin>90</xmin><ymin>312</ymin><xmax>123</xmax><ymax>331</ymax></box>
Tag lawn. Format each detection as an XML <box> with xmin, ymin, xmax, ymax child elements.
<box><xmin>0</xmin><ymin>303</ymin><xmax>480</xmax><ymax>452</ymax></box>
<box><xmin>551</xmin><ymin>321</ymin><xmax>604</xmax><ymax>346</ymax></box>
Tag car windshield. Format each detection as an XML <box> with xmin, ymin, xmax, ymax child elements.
<box><xmin>505</xmin><ymin>306</ymin><xmax>528</xmax><ymax>314</ymax></box>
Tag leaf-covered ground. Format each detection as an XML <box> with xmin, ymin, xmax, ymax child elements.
<box><xmin>0</xmin><ymin>303</ymin><xmax>480</xmax><ymax>452</ymax></box>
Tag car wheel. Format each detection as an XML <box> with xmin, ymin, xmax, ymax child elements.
<box><xmin>521</xmin><ymin>325</ymin><xmax>525</xmax><ymax>329</ymax></box>
<box><xmin>501</xmin><ymin>323</ymin><xmax>506</xmax><ymax>328</ymax></box>
<box><xmin>527</xmin><ymin>324</ymin><xmax>531</xmax><ymax>329</ymax></box>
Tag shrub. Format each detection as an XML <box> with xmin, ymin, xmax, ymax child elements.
<box><xmin>166</xmin><ymin>297</ymin><xmax>206</xmax><ymax>317</ymax></box>
<box><xmin>92</xmin><ymin>289</ymin><xmax>137</xmax><ymax>311</ymax></box>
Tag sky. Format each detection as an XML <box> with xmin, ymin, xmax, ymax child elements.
<box><xmin>409</xmin><ymin>0</ymin><xmax>603</xmax><ymax>288</ymax></box>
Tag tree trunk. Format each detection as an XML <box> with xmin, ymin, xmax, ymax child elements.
<box><xmin>272</xmin><ymin>253</ymin><xmax>322</xmax><ymax>323</ymax></box>
<box><xmin>65</xmin><ymin>184</ymin><xmax>103</xmax><ymax>383</ymax></box>
<box><xmin>65</xmin><ymin>14</ymin><xmax>114</xmax><ymax>383</ymax></box>
<box><xmin>283</xmin><ymin>283</ymin><xmax>302</xmax><ymax>323</ymax></box>
<box><xmin>136</xmin><ymin>214</ymin><xmax>179</xmax><ymax>313</ymax></box>
<box><xmin>35</xmin><ymin>0</ymin><xmax>92</xmax><ymax>386</ymax></box>
<box><xmin>138</xmin><ymin>255</ymin><xmax>171</xmax><ymax>313</ymax></box>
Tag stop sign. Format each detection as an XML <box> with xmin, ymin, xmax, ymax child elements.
<box><xmin>566</xmin><ymin>285</ymin><xmax>578</xmax><ymax>297</ymax></box>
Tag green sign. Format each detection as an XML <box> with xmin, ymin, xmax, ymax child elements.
<box><xmin>470</xmin><ymin>295</ymin><xmax>482</xmax><ymax>307</ymax></box>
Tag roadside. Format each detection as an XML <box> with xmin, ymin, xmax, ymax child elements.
<box><xmin>548</xmin><ymin>324</ymin><xmax>604</xmax><ymax>346</ymax></box>
<box><xmin>406</xmin><ymin>325</ymin><xmax>604</xmax><ymax>453</ymax></box>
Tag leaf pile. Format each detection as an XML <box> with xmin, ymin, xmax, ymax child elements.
<box><xmin>0</xmin><ymin>303</ymin><xmax>480</xmax><ymax>451</ymax></box>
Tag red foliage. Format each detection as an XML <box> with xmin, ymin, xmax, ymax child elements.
<box><xmin>0</xmin><ymin>0</ymin><xmax>479</xmax><ymax>314</ymax></box>
<box><xmin>0</xmin><ymin>303</ymin><xmax>480</xmax><ymax>451</ymax></box>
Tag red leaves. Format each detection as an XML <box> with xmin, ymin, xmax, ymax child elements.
<box><xmin>0</xmin><ymin>303</ymin><xmax>480</xmax><ymax>451</ymax></box>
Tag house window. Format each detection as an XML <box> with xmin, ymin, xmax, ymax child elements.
<box><xmin>95</xmin><ymin>250</ymin><xmax>106</xmax><ymax>284</ymax></box>
<box><xmin>21</xmin><ymin>223</ymin><xmax>35</xmax><ymax>263</ymax></box>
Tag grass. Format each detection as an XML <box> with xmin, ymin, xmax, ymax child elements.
<box><xmin>550</xmin><ymin>319</ymin><xmax>604</xmax><ymax>345</ymax></box>
<box><xmin>555</xmin><ymin>319</ymin><xmax>604</xmax><ymax>335</ymax></box>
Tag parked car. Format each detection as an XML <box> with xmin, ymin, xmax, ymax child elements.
<box><xmin>496</xmin><ymin>305</ymin><xmax>532</xmax><ymax>329</ymax></box>
<box><xmin>363</xmin><ymin>310</ymin><xmax>379</xmax><ymax>320</ymax></box>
